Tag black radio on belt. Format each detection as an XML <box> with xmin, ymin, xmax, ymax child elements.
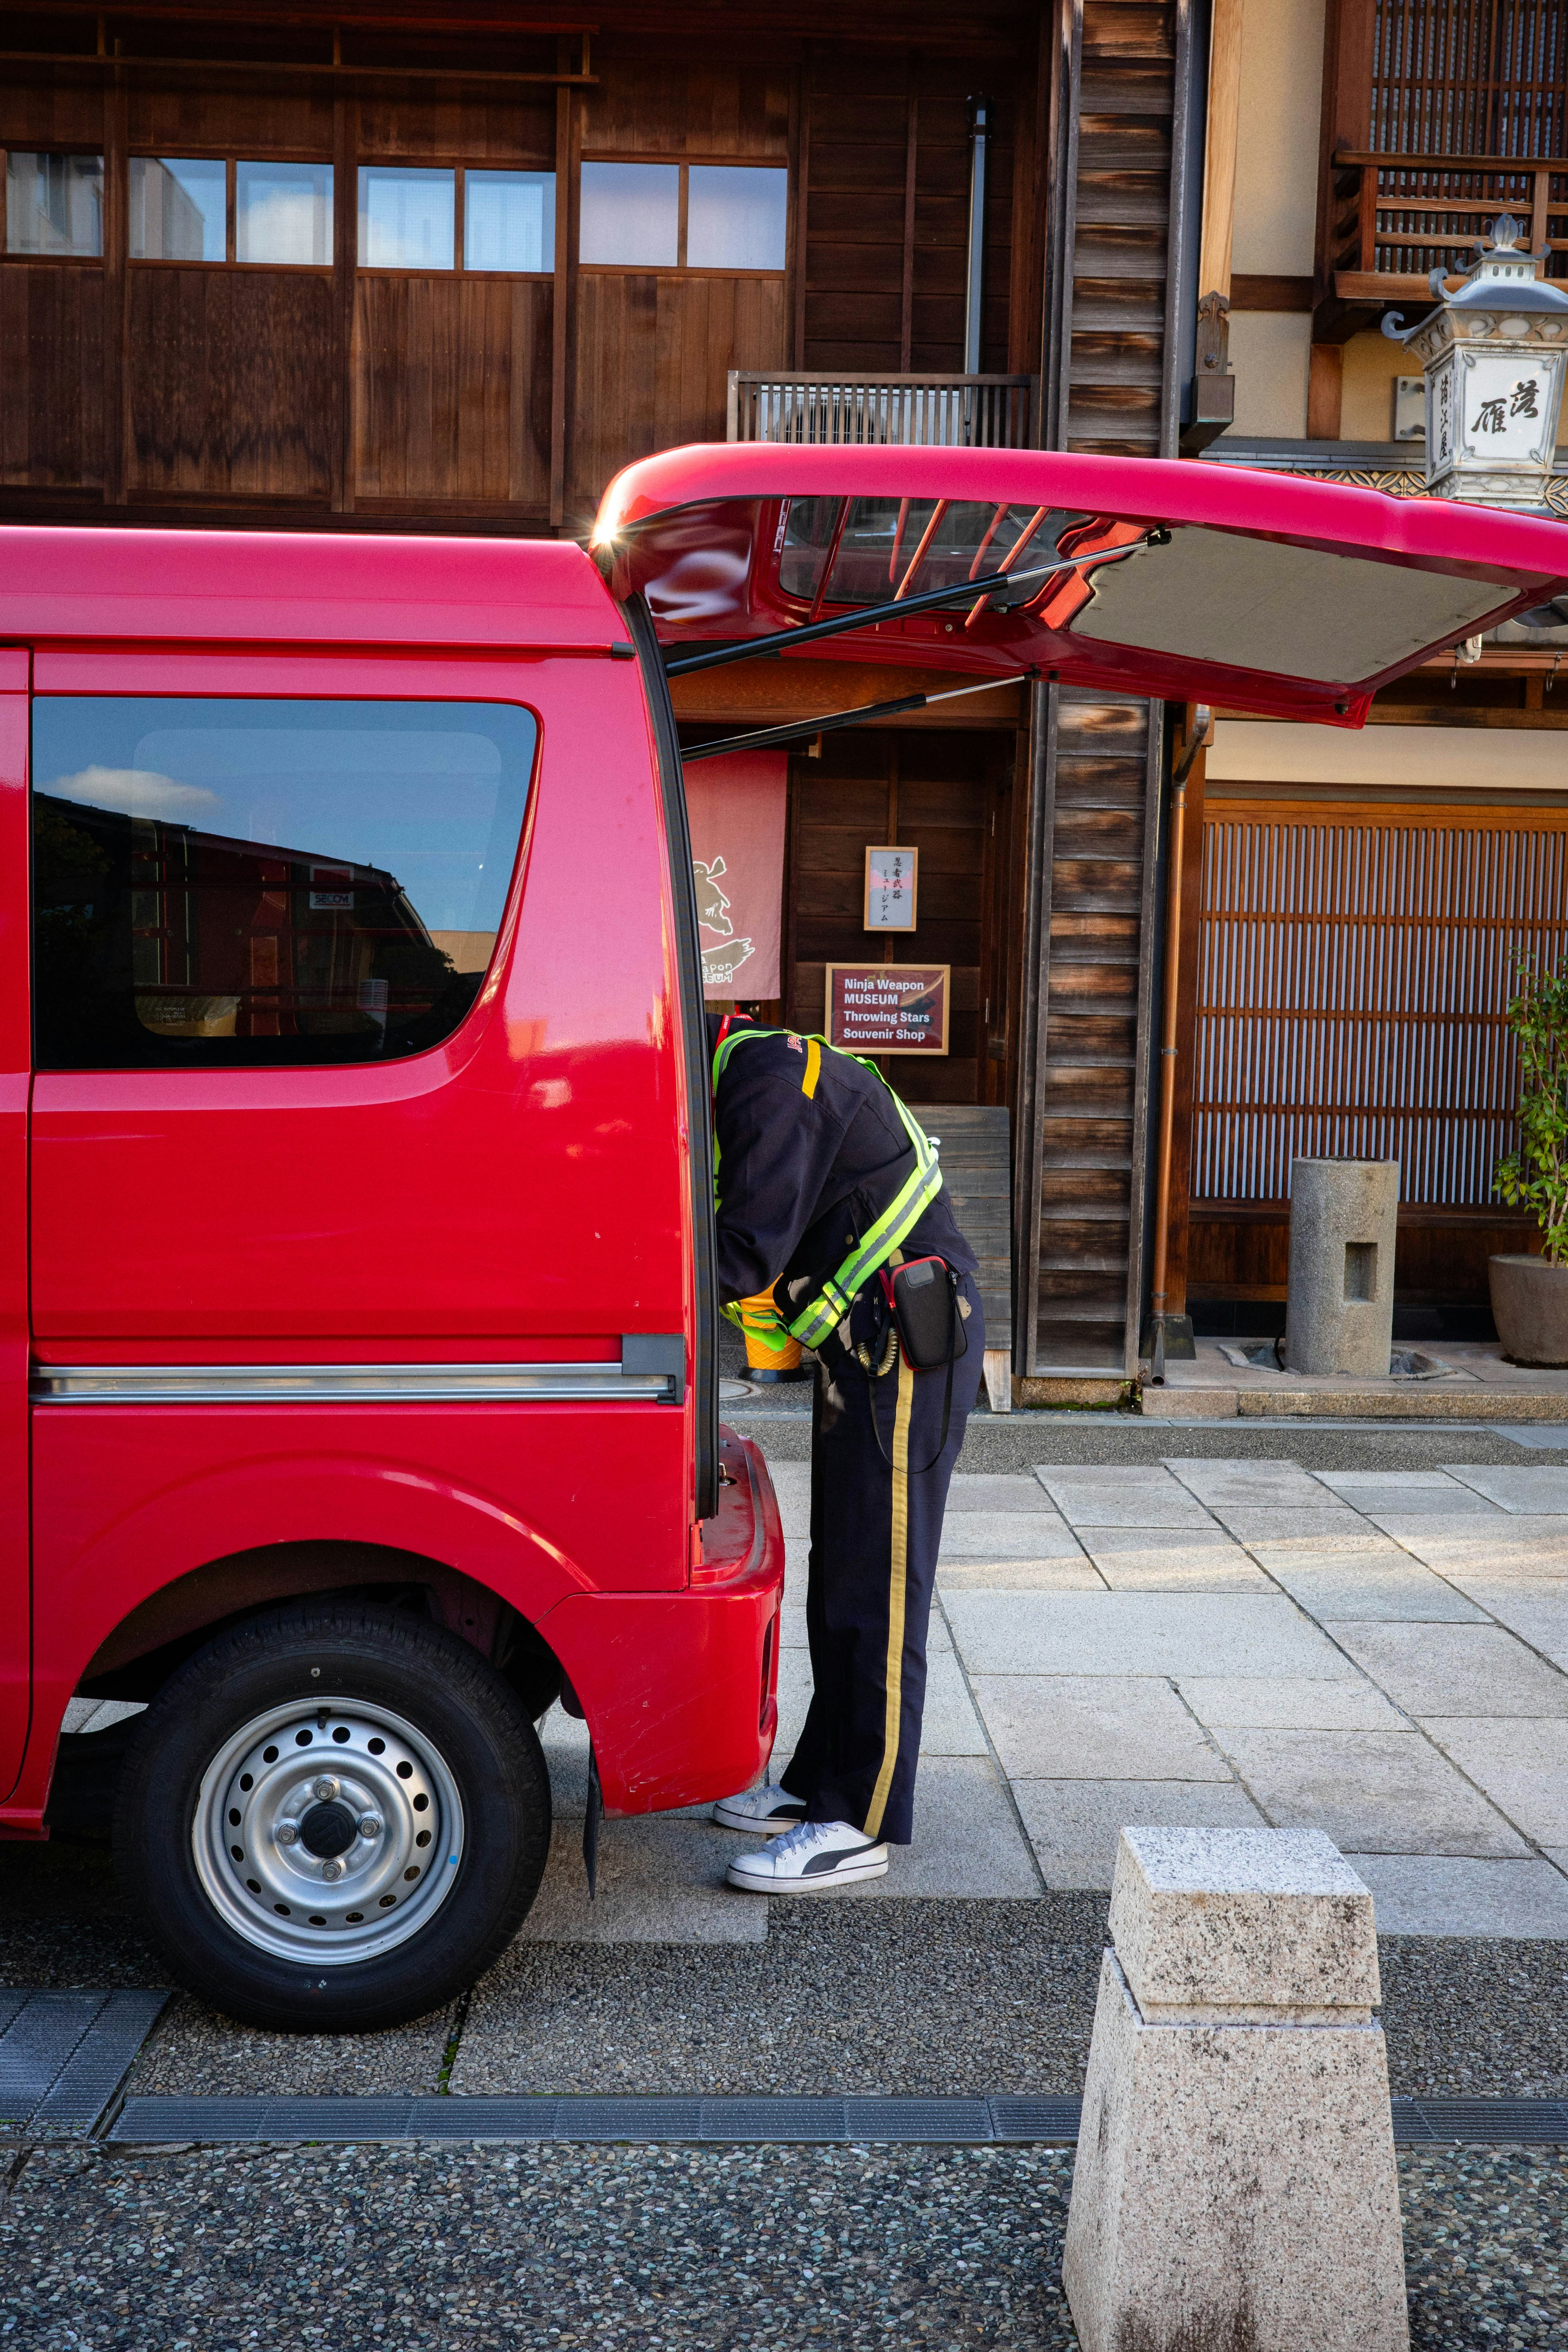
<box><xmin>879</xmin><ymin>1256</ymin><xmax>967</xmax><ymax>1372</ymax></box>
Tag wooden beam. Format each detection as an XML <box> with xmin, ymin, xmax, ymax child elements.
<box><xmin>1306</xmin><ymin>341</ymin><xmax>1343</xmax><ymax>437</ymax></box>
<box><xmin>550</xmin><ymin>47</ymin><xmax>572</xmax><ymax>531</ymax></box>
<box><xmin>1198</xmin><ymin>0</ymin><xmax>1243</xmax><ymax>301</ymax></box>
<box><xmin>332</xmin><ymin>96</ymin><xmax>356</xmax><ymax>514</ymax></box>
<box><xmin>0</xmin><ymin>49</ymin><xmax>597</xmax><ymax>85</ymax></box>
<box><xmin>900</xmin><ymin>58</ymin><xmax>918</xmax><ymax>372</ymax></box>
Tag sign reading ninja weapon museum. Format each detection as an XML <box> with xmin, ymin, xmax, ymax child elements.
<box><xmin>826</xmin><ymin>964</ymin><xmax>950</xmax><ymax>1055</ymax></box>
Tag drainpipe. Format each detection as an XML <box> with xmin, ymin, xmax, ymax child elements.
<box><xmin>1147</xmin><ymin>706</ymin><xmax>1211</xmax><ymax>1382</ymax></box>
<box><xmin>964</xmin><ymin>95</ymin><xmax>992</xmax><ymax>376</ymax></box>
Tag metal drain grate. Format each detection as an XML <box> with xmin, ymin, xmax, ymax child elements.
<box><xmin>105</xmin><ymin>2093</ymin><xmax>1568</xmax><ymax>2147</ymax></box>
<box><xmin>0</xmin><ymin>1990</ymin><xmax>169</xmax><ymax>2132</ymax></box>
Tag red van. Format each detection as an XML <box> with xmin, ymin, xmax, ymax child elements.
<box><xmin>0</xmin><ymin>445</ymin><xmax>1559</xmax><ymax>2029</ymax></box>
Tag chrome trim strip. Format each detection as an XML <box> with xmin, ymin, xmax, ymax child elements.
<box><xmin>30</xmin><ymin>1361</ymin><xmax>677</xmax><ymax>1406</ymax></box>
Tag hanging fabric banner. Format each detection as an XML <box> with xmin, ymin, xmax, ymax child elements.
<box><xmin>683</xmin><ymin>749</ymin><xmax>788</xmax><ymax>1000</ymax></box>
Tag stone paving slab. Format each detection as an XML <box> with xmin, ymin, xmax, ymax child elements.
<box><xmin>1328</xmin><ymin>1622</ymin><xmax>1568</xmax><ymax>1717</ymax></box>
<box><xmin>1447</xmin><ymin>1579</ymin><xmax>1568</xmax><ymax>1670</ymax></box>
<box><xmin>938</xmin><ymin>1510</ymin><xmax>1087</xmax><ymax>1562</ymax></box>
<box><xmin>943</xmin><ymin>1590</ymin><xmax>1348</xmax><ymax>1679</ymax></box>
<box><xmin>1314</xmin><ymin>1470</ymin><xmax>1506</xmax><ymax>1515</ymax></box>
<box><xmin>1208</xmin><ymin>1728</ymin><xmax>1532</xmax><ymax>1857</ymax></box>
<box><xmin>1080</xmin><ymin>1528</ymin><xmax>1270</xmax><ymax>1590</ymax></box>
<box><xmin>1256</xmin><ymin>1555</ymin><xmax>1491</xmax><ymax>1621</ymax></box>
<box><xmin>1174</xmin><ymin>1674</ymin><xmax>1405</xmax><ymax>1732</ymax></box>
<box><xmin>1441</xmin><ymin>1464</ymin><xmax>1568</xmax><ymax>1513</ymax></box>
<box><xmin>971</xmin><ymin>1675</ymin><xmax>1234</xmax><ymax>1782</ymax></box>
<box><xmin>1032</xmin><ymin>1466</ymin><xmax>1217</xmax><ymax>1528</ymax></box>
<box><xmin>1163</xmin><ymin>1458</ymin><xmax>1340</xmax><ymax>1509</ymax></box>
<box><xmin>1420</xmin><ymin>1720</ymin><xmax>1568</xmax><ymax>1846</ymax></box>
<box><xmin>1011</xmin><ymin>1779</ymin><xmax>1269</xmax><ymax>1889</ymax></box>
<box><xmin>1348</xmin><ymin>1855</ymin><xmax>1568</xmax><ymax>1938</ymax></box>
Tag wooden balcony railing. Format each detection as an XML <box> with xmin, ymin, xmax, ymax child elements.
<box><xmin>1325</xmin><ymin>151</ymin><xmax>1568</xmax><ymax>305</ymax></box>
<box><xmin>727</xmin><ymin>371</ymin><xmax>1036</xmax><ymax>448</ymax></box>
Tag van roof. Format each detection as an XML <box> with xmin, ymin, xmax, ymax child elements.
<box><xmin>0</xmin><ymin>527</ymin><xmax>626</xmax><ymax>653</ymax></box>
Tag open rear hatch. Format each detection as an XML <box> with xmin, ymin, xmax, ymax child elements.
<box><xmin>592</xmin><ymin>445</ymin><xmax>1568</xmax><ymax>726</ymax></box>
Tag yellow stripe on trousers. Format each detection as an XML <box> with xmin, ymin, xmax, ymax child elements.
<box><xmin>864</xmin><ymin>1348</ymin><xmax>915</xmax><ymax>1839</ymax></box>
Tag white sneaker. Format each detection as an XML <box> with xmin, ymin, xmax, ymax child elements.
<box><xmin>726</xmin><ymin>1817</ymin><xmax>889</xmax><ymax>1894</ymax></box>
<box><xmin>711</xmin><ymin>1783</ymin><xmax>808</xmax><ymax>1834</ymax></box>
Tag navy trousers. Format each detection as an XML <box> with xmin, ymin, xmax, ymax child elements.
<box><xmin>779</xmin><ymin>1272</ymin><xmax>984</xmax><ymax>1846</ymax></box>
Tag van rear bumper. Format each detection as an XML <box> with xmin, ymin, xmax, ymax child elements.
<box><xmin>538</xmin><ymin>1426</ymin><xmax>786</xmax><ymax>1816</ymax></box>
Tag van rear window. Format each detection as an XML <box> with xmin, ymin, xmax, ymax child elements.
<box><xmin>30</xmin><ymin>697</ymin><xmax>536</xmax><ymax>1071</ymax></box>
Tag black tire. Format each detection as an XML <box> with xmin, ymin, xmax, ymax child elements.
<box><xmin>113</xmin><ymin>1600</ymin><xmax>551</xmax><ymax>2032</ymax></box>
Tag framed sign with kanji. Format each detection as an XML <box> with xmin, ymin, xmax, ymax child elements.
<box><xmin>863</xmin><ymin>845</ymin><xmax>918</xmax><ymax>931</ymax></box>
<box><xmin>826</xmin><ymin>963</ymin><xmax>950</xmax><ymax>1055</ymax></box>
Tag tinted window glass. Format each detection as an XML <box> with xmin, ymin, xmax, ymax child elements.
<box><xmin>465</xmin><ymin>170</ymin><xmax>554</xmax><ymax>272</ymax></box>
<box><xmin>359</xmin><ymin>167</ymin><xmax>455</xmax><ymax>269</ymax></box>
<box><xmin>579</xmin><ymin>162</ymin><xmax>679</xmax><ymax>266</ymax></box>
<box><xmin>129</xmin><ymin>157</ymin><xmax>226</xmax><ymax>260</ymax></box>
<box><xmin>6</xmin><ymin>152</ymin><xmax>103</xmax><ymax>255</ymax></box>
<box><xmin>236</xmin><ymin>161</ymin><xmax>333</xmax><ymax>264</ymax></box>
<box><xmin>31</xmin><ymin>699</ymin><xmax>535</xmax><ymax>1071</ymax></box>
<box><xmin>686</xmin><ymin>165</ymin><xmax>786</xmax><ymax>270</ymax></box>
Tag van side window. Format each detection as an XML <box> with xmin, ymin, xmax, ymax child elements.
<box><xmin>30</xmin><ymin>697</ymin><xmax>536</xmax><ymax>1071</ymax></box>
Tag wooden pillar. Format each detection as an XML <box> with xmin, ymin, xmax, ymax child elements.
<box><xmin>1198</xmin><ymin>0</ymin><xmax>1243</xmax><ymax>304</ymax></box>
<box><xmin>1164</xmin><ymin>719</ymin><xmax>1208</xmax><ymax>1322</ymax></box>
<box><xmin>1307</xmin><ymin>340</ymin><xmax>1343</xmax><ymax>438</ymax></box>
<box><xmin>332</xmin><ymin>96</ymin><xmax>357</xmax><ymax>514</ymax></box>
<box><xmin>549</xmin><ymin>36</ymin><xmax>574</xmax><ymax>531</ymax></box>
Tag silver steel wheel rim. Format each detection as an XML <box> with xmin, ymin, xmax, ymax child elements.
<box><xmin>192</xmin><ymin>1696</ymin><xmax>466</xmax><ymax>1966</ymax></box>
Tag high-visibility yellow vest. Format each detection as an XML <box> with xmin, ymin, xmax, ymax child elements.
<box><xmin>710</xmin><ymin>1024</ymin><xmax>944</xmax><ymax>1354</ymax></box>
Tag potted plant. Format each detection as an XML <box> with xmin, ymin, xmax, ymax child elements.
<box><xmin>1492</xmin><ymin>954</ymin><xmax>1568</xmax><ymax>1365</ymax></box>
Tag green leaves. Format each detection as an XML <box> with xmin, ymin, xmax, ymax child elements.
<box><xmin>1494</xmin><ymin>955</ymin><xmax>1568</xmax><ymax>1268</ymax></box>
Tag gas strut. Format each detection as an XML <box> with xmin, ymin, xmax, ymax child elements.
<box><xmin>662</xmin><ymin>528</ymin><xmax>1165</xmax><ymax>679</ymax></box>
<box><xmin>680</xmin><ymin>671</ymin><xmax>1038</xmax><ymax>764</ymax></box>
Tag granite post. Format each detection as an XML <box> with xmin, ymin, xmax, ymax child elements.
<box><xmin>1283</xmin><ymin>1158</ymin><xmax>1399</xmax><ymax>1376</ymax></box>
<box><xmin>1062</xmin><ymin>1826</ymin><xmax>1408</xmax><ymax>2352</ymax></box>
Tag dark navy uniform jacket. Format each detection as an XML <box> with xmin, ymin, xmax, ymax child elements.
<box><xmin>707</xmin><ymin>1015</ymin><xmax>977</xmax><ymax>1317</ymax></box>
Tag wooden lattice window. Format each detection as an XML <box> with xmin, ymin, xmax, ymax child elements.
<box><xmin>1192</xmin><ymin>802</ymin><xmax>1568</xmax><ymax>1209</ymax></box>
<box><xmin>1372</xmin><ymin>0</ymin><xmax>1568</xmax><ymax>157</ymax></box>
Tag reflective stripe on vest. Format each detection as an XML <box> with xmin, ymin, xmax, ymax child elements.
<box><xmin>710</xmin><ymin>1025</ymin><xmax>944</xmax><ymax>1351</ymax></box>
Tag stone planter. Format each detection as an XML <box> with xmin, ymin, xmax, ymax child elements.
<box><xmin>1490</xmin><ymin>1253</ymin><xmax>1568</xmax><ymax>1367</ymax></box>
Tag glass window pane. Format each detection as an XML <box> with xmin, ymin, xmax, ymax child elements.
<box><xmin>815</xmin><ymin>499</ymin><xmax>1075</xmax><ymax>608</ymax></box>
<box><xmin>687</xmin><ymin>165</ymin><xmax>786</xmax><ymax>271</ymax></box>
<box><xmin>464</xmin><ymin>169</ymin><xmax>554</xmax><ymax>272</ymax></box>
<box><xmin>129</xmin><ymin>158</ymin><xmax>226</xmax><ymax>261</ymax></box>
<box><xmin>236</xmin><ymin>161</ymin><xmax>333</xmax><ymax>265</ymax></box>
<box><xmin>358</xmin><ymin>166</ymin><xmax>455</xmax><ymax>270</ymax></box>
<box><xmin>31</xmin><ymin>698</ymin><xmax>537</xmax><ymax>1071</ymax></box>
<box><xmin>579</xmin><ymin>162</ymin><xmax>678</xmax><ymax>267</ymax></box>
<box><xmin>5</xmin><ymin>152</ymin><xmax>103</xmax><ymax>256</ymax></box>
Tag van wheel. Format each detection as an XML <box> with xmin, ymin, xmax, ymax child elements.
<box><xmin>114</xmin><ymin>1601</ymin><xmax>552</xmax><ymax>2032</ymax></box>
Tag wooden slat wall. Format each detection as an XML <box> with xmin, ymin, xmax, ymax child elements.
<box><xmin>354</xmin><ymin>275</ymin><xmax>552</xmax><ymax>506</ymax></box>
<box><xmin>1019</xmin><ymin>687</ymin><xmax>1162</xmax><ymax>1374</ymax></box>
<box><xmin>1014</xmin><ymin>0</ymin><xmax>1193</xmax><ymax>1379</ymax></box>
<box><xmin>800</xmin><ymin>51</ymin><xmax>1021</xmax><ymax>374</ymax></box>
<box><xmin>1188</xmin><ymin>797</ymin><xmax>1568</xmax><ymax>1312</ymax></box>
<box><xmin>129</xmin><ymin>270</ymin><xmax>334</xmax><ymax>500</ymax></box>
<box><xmin>921</xmin><ymin>1103</ymin><xmax>1013</xmax><ymax>1354</ymax></box>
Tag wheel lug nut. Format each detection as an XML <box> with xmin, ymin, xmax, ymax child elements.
<box><xmin>276</xmin><ymin>1822</ymin><xmax>300</xmax><ymax>1846</ymax></box>
<box><xmin>320</xmin><ymin>1860</ymin><xmax>343</xmax><ymax>1882</ymax></box>
<box><xmin>358</xmin><ymin>1816</ymin><xmax>382</xmax><ymax>1840</ymax></box>
<box><xmin>312</xmin><ymin>1777</ymin><xmax>340</xmax><ymax>1802</ymax></box>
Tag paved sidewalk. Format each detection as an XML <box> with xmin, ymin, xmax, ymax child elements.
<box><xmin>541</xmin><ymin>1447</ymin><xmax>1568</xmax><ymax>1942</ymax></box>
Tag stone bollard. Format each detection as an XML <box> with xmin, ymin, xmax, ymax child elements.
<box><xmin>1284</xmin><ymin>1158</ymin><xmax>1399</xmax><ymax>1376</ymax></box>
<box><xmin>1062</xmin><ymin>1826</ymin><xmax>1408</xmax><ymax>2352</ymax></box>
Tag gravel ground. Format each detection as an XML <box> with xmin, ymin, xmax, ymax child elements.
<box><xmin>1380</xmin><ymin>1942</ymin><xmax>1568</xmax><ymax>2101</ymax></box>
<box><xmin>450</xmin><ymin>1901</ymin><xmax>1106</xmax><ymax>2098</ymax></box>
<box><xmin>0</xmin><ymin>2139</ymin><xmax>1562</xmax><ymax>2350</ymax></box>
<box><xmin>4</xmin><ymin>1849</ymin><xmax>1565</xmax><ymax>2103</ymax></box>
<box><xmin>728</xmin><ymin>1408</ymin><xmax>1568</xmax><ymax>1471</ymax></box>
